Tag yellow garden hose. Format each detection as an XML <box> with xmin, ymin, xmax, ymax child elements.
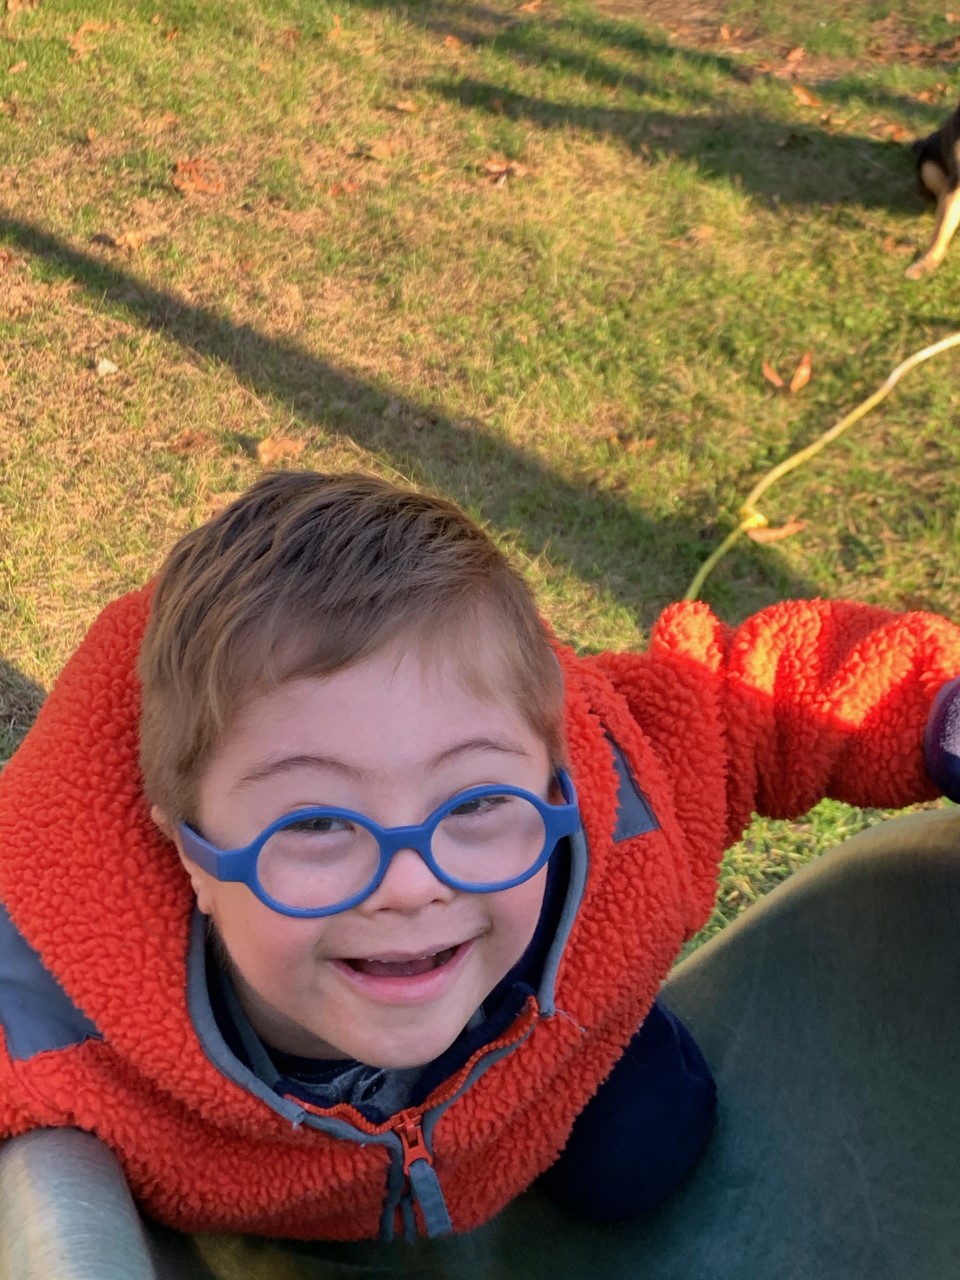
<box><xmin>684</xmin><ymin>332</ymin><xmax>960</xmax><ymax>601</ymax></box>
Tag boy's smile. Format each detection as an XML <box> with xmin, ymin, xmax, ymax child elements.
<box><xmin>168</xmin><ymin>643</ymin><xmax>554</xmax><ymax>1070</ymax></box>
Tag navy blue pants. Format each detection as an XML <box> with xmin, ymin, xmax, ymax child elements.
<box><xmin>537</xmin><ymin>999</ymin><xmax>716</xmax><ymax>1222</ymax></box>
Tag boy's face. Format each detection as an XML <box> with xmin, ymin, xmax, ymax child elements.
<box><xmin>169</xmin><ymin>643</ymin><xmax>553</xmax><ymax>1070</ymax></box>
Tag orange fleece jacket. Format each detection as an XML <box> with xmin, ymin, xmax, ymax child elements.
<box><xmin>0</xmin><ymin>589</ymin><xmax>957</xmax><ymax>1239</ymax></box>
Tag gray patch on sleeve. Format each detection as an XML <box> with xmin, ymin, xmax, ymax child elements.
<box><xmin>607</xmin><ymin>734</ymin><xmax>659</xmax><ymax>841</ymax></box>
<box><xmin>0</xmin><ymin>904</ymin><xmax>101</xmax><ymax>1060</ymax></box>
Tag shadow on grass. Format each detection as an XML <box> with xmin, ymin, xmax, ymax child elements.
<box><xmin>438</xmin><ymin>83</ymin><xmax>923</xmax><ymax>208</ymax></box>
<box><xmin>352</xmin><ymin>0</ymin><xmax>942</xmax><ymax>209</ymax></box>
<box><xmin>0</xmin><ymin>213</ymin><xmax>818</xmax><ymax>630</ymax></box>
<box><xmin>0</xmin><ymin>658</ymin><xmax>45</xmax><ymax>763</ymax></box>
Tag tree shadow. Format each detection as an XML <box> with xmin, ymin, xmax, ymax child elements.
<box><xmin>437</xmin><ymin>81</ymin><xmax>926</xmax><ymax>210</ymax></box>
<box><xmin>0</xmin><ymin>213</ymin><xmax>816</xmax><ymax>634</ymax></box>
<box><xmin>0</xmin><ymin>658</ymin><xmax>46</xmax><ymax>764</ymax></box>
<box><xmin>350</xmin><ymin>0</ymin><xmax>945</xmax><ymax>208</ymax></box>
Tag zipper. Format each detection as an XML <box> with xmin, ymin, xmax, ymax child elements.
<box><xmin>397</xmin><ymin>1116</ymin><xmax>432</xmax><ymax>1175</ymax></box>
<box><xmin>392</xmin><ymin>1115</ymin><xmax>451</xmax><ymax>1241</ymax></box>
<box><xmin>383</xmin><ymin>1010</ymin><xmax>540</xmax><ymax>1241</ymax></box>
<box><xmin>280</xmin><ymin>1001</ymin><xmax>541</xmax><ymax>1242</ymax></box>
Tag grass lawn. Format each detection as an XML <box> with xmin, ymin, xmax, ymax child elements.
<box><xmin>2</xmin><ymin>0</ymin><xmax>959</xmax><ymax>946</ymax></box>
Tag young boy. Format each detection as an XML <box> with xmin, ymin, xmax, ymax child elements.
<box><xmin>0</xmin><ymin>469</ymin><xmax>959</xmax><ymax>1243</ymax></box>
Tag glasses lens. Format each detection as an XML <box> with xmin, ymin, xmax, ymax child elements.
<box><xmin>258</xmin><ymin>814</ymin><xmax>380</xmax><ymax>911</ymax></box>
<box><xmin>433</xmin><ymin>792</ymin><xmax>547</xmax><ymax>889</ymax></box>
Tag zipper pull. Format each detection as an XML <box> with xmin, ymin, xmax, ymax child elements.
<box><xmin>394</xmin><ymin>1117</ymin><xmax>453</xmax><ymax>1239</ymax></box>
<box><xmin>396</xmin><ymin>1117</ymin><xmax>432</xmax><ymax>1173</ymax></box>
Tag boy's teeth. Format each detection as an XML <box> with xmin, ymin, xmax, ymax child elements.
<box><xmin>349</xmin><ymin>946</ymin><xmax>456</xmax><ymax>978</ymax></box>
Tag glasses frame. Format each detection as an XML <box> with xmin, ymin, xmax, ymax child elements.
<box><xmin>178</xmin><ymin>768</ymin><xmax>581</xmax><ymax>918</ymax></box>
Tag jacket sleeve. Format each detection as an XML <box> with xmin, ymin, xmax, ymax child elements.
<box><xmin>594</xmin><ymin>597</ymin><xmax>960</xmax><ymax>851</ymax></box>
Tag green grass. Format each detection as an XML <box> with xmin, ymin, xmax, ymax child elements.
<box><xmin>2</xmin><ymin>0</ymin><xmax>959</xmax><ymax>947</ymax></box>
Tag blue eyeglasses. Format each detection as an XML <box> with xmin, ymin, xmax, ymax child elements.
<box><xmin>178</xmin><ymin>769</ymin><xmax>581</xmax><ymax>918</ymax></box>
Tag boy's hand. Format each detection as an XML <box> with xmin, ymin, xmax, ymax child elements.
<box><xmin>924</xmin><ymin>676</ymin><xmax>960</xmax><ymax>802</ymax></box>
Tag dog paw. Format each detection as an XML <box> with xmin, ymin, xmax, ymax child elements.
<box><xmin>905</xmin><ymin>257</ymin><xmax>937</xmax><ymax>280</ymax></box>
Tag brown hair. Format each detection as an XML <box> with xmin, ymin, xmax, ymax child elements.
<box><xmin>138</xmin><ymin>471</ymin><xmax>565</xmax><ymax>823</ymax></box>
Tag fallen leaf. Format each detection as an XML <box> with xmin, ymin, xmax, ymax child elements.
<box><xmin>482</xmin><ymin>157</ymin><xmax>532</xmax><ymax>181</ymax></box>
<box><xmin>107</xmin><ymin>225</ymin><xmax>164</xmax><ymax>251</ymax></box>
<box><xmin>784</xmin><ymin>45</ymin><xmax>804</xmax><ymax>66</ymax></box>
<box><xmin>8</xmin><ymin>60</ymin><xmax>27</xmax><ymax>75</ymax></box>
<box><xmin>171</xmin><ymin>157</ymin><xmax>225</xmax><ymax>195</ymax></box>
<box><xmin>687</xmin><ymin>224</ymin><xmax>714</xmax><ymax>244</ymax></box>
<box><xmin>166</xmin><ymin>428</ymin><xmax>209</xmax><ymax>454</ymax></box>
<box><xmin>747</xmin><ymin>519</ymin><xmax>806</xmax><ymax>544</ymax></box>
<box><xmin>328</xmin><ymin>180</ymin><xmax>360</xmax><ymax>196</ymax></box>
<box><xmin>518</xmin><ymin>0</ymin><xmax>542</xmax><ymax>10</ymax></box>
<box><xmin>256</xmin><ymin>435</ymin><xmax>304</xmax><ymax>466</ymax></box>
<box><xmin>95</xmin><ymin>357</ymin><xmax>119</xmax><ymax>377</ymax></box>
<box><xmin>85</xmin><ymin>126</ymin><xmax>96</xmax><ymax>142</ymax></box>
<box><xmin>166</xmin><ymin>427</ymin><xmax>207</xmax><ymax>453</ymax></box>
<box><xmin>443</xmin><ymin>34</ymin><xmax>461</xmax><ymax>49</ymax></box>
<box><xmin>869</xmin><ymin>118</ymin><xmax>911</xmax><ymax>143</ymax></box>
<box><xmin>356</xmin><ymin>139</ymin><xmax>396</xmax><ymax>161</ymax></box>
<box><xmin>789</xmin><ymin>350</ymin><xmax>812</xmax><ymax>393</ymax></box>
<box><xmin>762</xmin><ymin>360</ymin><xmax>785</xmax><ymax>388</ymax></box>
<box><xmin>164</xmin><ymin>27</ymin><xmax>178</xmax><ymax>40</ymax></box>
<box><xmin>791</xmin><ymin>84</ymin><xmax>820</xmax><ymax>107</ymax></box>
<box><xmin>257</xmin><ymin>60</ymin><xmax>273</xmax><ymax>72</ymax></box>
<box><xmin>916</xmin><ymin>89</ymin><xmax>940</xmax><ymax>104</ymax></box>
<box><xmin>327</xmin><ymin>13</ymin><xmax>342</xmax><ymax>41</ymax></box>
<box><xmin>68</xmin><ymin>20</ymin><xmax>112</xmax><ymax>59</ymax></box>
<box><xmin>719</xmin><ymin>23</ymin><xmax>731</xmax><ymax>40</ymax></box>
<box><xmin>393</xmin><ymin>99</ymin><xmax>418</xmax><ymax>113</ymax></box>
<box><xmin>607</xmin><ymin>431</ymin><xmax>656</xmax><ymax>454</ymax></box>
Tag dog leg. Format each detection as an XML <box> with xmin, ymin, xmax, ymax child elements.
<box><xmin>906</xmin><ymin>160</ymin><xmax>960</xmax><ymax>279</ymax></box>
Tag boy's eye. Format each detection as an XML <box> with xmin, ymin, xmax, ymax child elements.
<box><xmin>448</xmin><ymin>794</ymin><xmax>511</xmax><ymax>819</ymax></box>
<box><xmin>284</xmin><ymin>814</ymin><xmax>353</xmax><ymax>835</ymax></box>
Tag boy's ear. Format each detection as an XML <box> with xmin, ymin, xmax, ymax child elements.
<box><xmin>150</xmin><ymin>805</ymin><xmax>215</xmax><ymax>915</ymax></box>
<box><xmin>150</xmin><ymin>804</ymin><xmax>176</xmax><ymax>842</ymax></box>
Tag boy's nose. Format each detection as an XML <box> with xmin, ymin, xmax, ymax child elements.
<box><xmin>363</xmin><ymin>845</ymin><xmax>455</xmax><ymax>913</ymax></box>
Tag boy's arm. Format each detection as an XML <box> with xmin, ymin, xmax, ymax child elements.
<box><xmin>592</xmin><ymin>599</ymin><xmax>960</xmax><ymax>918</ymax></box>
<box><xmin>720</xmin><ymin>599</ymin><xmax>960</xmax><ymax>827</ymax></box>
<box><xmin>670</xmin><ymin>599</ymin><xmax>960</xmax><ymax>830</ymax></box>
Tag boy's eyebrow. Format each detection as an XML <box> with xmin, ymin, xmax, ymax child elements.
<box><xmin>236</xmin><ymin>737</ymin><xmax>531</xmax><ymax>787</ymax></box>
<box><xmin>428</xmin><ymin>736</ymin><xmax>531</xmax><ymax>769</ymax></box>
<box><xmin>237</xmin><ymin>754</ymin><xmax>364</xmax><ymax>786</ymax></box>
